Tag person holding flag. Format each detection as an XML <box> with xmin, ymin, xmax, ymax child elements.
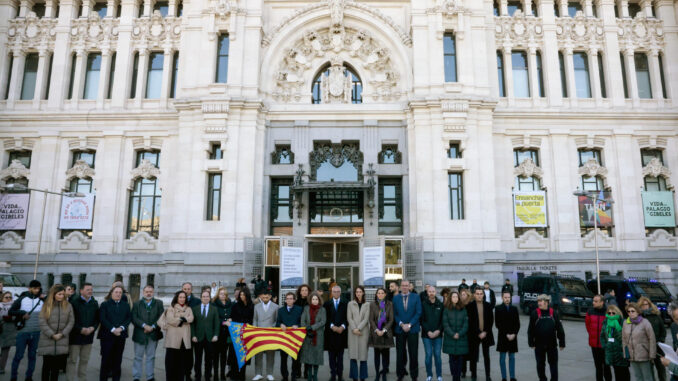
<box><xmin>277</xmin><ymin>292</ymin><xmax>303</xmax><ymax>381</ymax></box>
<box><xmin>227</xmin><ymin>287</ymin><xmax>254</xmax><ymax>381</ymax></box>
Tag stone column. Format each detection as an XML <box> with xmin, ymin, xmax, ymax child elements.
<box><xmin>503</xmin><ymin>47</ymin><xmax>514</xmax><ymax>104</ymax></box>
<box><xmin>623</xmin><ymin>48</ymin><xmax>639</xmax><ymax>106</ymax></box>
<box><xmin>6</xmin><ymin>49</ymin><xmax>26</xmax><ymax>106</ymax></box>
<box><xmin>618</xmin><ymin>0</ymin><xmax>629</xmax><ymax>17</ymax></box>
<box><xmin>110</xmin><ymin>0</ymin><xmax>136</xmax><ymax>107</ymax></box>
<box><xmin>45</xmin><ymin>0</ymin><xmax>56</xmax><ymax>17</ymax></box>
<box><xmin>639</xmin><ymin>0</ymin><xmax>652</xmax><ymax>17</ymax></box>
<box><xmin>97</xmin><ymin>48</ymin><xmax>112</xmax><ymax>106</ymax></box>
<box><xmin>540</xmin><ymin>0</ymin><xmax>563</xmax><ymax>105</ymax></box>
<box><xmin>167</xmin><ymin>0</ymin><xmax>175</xmax><ymax>16</ymax></box>
<box><xmin>142</xmin><ymin>0</ymin><xmax>151</xmax><ymax>17</ymax></box>
<box><xmin>583</xmin><ymin>0</ymin><xmax>594</xmax><ymax>16</ymax></box>
<box><xmin>134</xmin><ymin>48</ymin><xmax>149</xmax><ymax>104</ymax></box>
<box><xmin>159</xmin><ymin>47</ymin><xmax>173</xmax><ymax>106</ymax></box>
<box><xmin>500</xmin><ymin>0</ymin><xmax>508</xmax><ymax>15</ymax></box>
<box><xmin>80</xmin><ymin>0</ymin><xmax>94</xmax><ymax>17</ymax></box>
<box><xmin>106</xmin><ymin>0</ymin><xmax>116</xmax><ymax>17</ymax></box>
<box><xmin>70</xmin><ymin>49</ymin><xmax>86</xmax><ymax>105</ymax></box>
<box><xmin>559</xmin><ymin>0</ymin><xmax>568</xmax><ymax>17</ymax></box>
<box><xmin>647</xmin><ymin>49</ymin><xmax>663</xmax><ymax>101</ymax></box>
<box><xmin>563</xmin><ymin>47</ymin><xmax>577</xmax><ymax>105</ymax></box>
<box><xmin>588</xmin><ymin>47</ymin><xmax>602</xmax><ymax>103</ymax></box>
<box><xmin>18</xmin><ymin>0</ymin><xmax>34</xmax><ymax>17</ymax></box>
<box><xmin>654</xmin><ymin>0</ymin><xmax>676</xmax><ymax>105</ymax></box>
<box><xmin>0</xmin><ymin>52</ymin><xmax>11</xmax><ymax>100</ymax></box>
<box><xmin>524</xmin><ymin>0</ymin><xmax>533</xmax><ymax>15</ymax></box>
<box><xmin>32</xmin><ymin>49</ymin><xmax>51</xmax><ymax>106</ymax></box>
<box><xmin>528</xmin><ymin>46</ymin><xmax>539</xmax><ymax>100</ymax></box>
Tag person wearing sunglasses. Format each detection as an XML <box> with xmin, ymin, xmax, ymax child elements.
<box><xmin>601</xmin><ymin>305</ymin><xmax>630</xmax><ymax>381</ymax></box>
<box><xmin>622</xmin><ymin>303</ymin><xmax>656</xmax><ymax>381</ymax></box>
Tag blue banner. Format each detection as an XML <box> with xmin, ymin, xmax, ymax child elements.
<box><xmin>228</xmin><ymin>322</ymin><xmax>247</xmax><ymax>370</ymax></box>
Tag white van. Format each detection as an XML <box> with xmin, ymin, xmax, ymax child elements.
<box><xmin>0</xmin><ymin>273</ymin><xmax>26</xmax><ymax>298</ymax></box>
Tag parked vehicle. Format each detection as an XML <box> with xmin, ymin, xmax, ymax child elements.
<box><xmin>519</xmin><ymin>273</ymin><xmax>593</xmax><ymax>317</ymax></box>
<box><xmin>0</xmin><ymin>272</ymin><xmax>26</xmax><ymax>297</ymax></box>
<box><xmin>587</xmin><ymin>276</ymin><xmax>674</xmax><ymax>323</ymax></box>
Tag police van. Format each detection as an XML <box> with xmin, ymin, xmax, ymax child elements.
<box><xmin>587</xmin><ymin>276</ymin><xmax>674</xmax><ymax>323</ymax></box>
<box><xmin>519</xmin><ymin>273</ymin><xmax>593</xmax><ymax>317</ymax></box>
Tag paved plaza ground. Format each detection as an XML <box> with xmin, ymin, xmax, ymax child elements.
<box><xmin>4</xmin><ymin>315</ymin><xmax>671</xmax><ymax>381</ymax></box>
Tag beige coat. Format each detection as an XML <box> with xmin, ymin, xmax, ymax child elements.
<box><xmin>347</xmin><ymin>301</ymin><xmax>370</xmax><ymax>361</ymax></box>
<box><xmin>38</xmin><ymin>303</ymin><xmax>74</xmax><ymax>356</ymax></box>
<box><xmin>163</xmin><ymin>304</ymin><xmax>195</xmax><ymax>349</ymax></box>
<box><xmin>622</xmin><ymin>317</ymin><xmax>656</xmax><ymax>362</ymax></box>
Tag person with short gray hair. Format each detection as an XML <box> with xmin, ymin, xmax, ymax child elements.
<box><xmin>131</xmin><ymin>285</ymin><xmax>164</xmax><ymax>381</ymax></box>
<box><xmin>324</xmin><ymin>285</ymin><xmax>348</xmax><ymax>381</ymax></box>
<box><xmin>528</xmin><ymin>294</ymin><xmax>565</xmax><ymax>381</ymax></box>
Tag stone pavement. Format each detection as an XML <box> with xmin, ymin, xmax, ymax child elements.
<box><xmin>3</xmin><ymin>315</ymin><xmax>665</xmax><ymax>381</ymax></box>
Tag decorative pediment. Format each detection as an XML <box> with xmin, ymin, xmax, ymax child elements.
<box><xmin>0</xmin><ymin>160</ymin><xmax>30</xmax><ymax>181</ymax></box>
<box><xmin>617</xmin><ymin>15</ymin><xmax>664</xmax><ymax>52</ymax></box>
<box><xmin>309</xmin><ymin>142</ymin><xmax>363</xmax><ymax>181</ymax></box>
<box><xmin>514</xmin><ymin>158</ymin><xmax>543</xmax><ymax>179</ymax></box>
<box><xmin>0</xmin><ymin>231</ymin><xmax>23</xmax><ymax>251</ymax></box>
<box><xmin>582</xmin><ymin>229</ymin><xmax>613</xmax><ymax>249</ymax></box>
<box><xmin>132</xmin><ymin>12</ymin><xmax>181</xmax><ymax>50</ymax></box>
<box><xmin>647</xmin><ymin>229</ymin><xmax>677</xmax><ymax>249</ymax></box>
<box><xmin>555</xmin><ymin>13</ymin><xmax>604</xmax><ymax>49</ymax></box>
<box><xmin>378</xmin><ymin>144</ymin><xmax>402</xmax><ymax>164</ymax></box>
<box><xmin>59</xmin><ymin>231</ymin><xmax>90</xmax><ymax>251</ymax></box>
<box><xmin>125</xmin><ymin>231</ymin><xmax>157</xmax><ymax>251</ymax></box>
<box><xmin>642</xmin><ymin>158</ymin><xmax>671</xmax><ymax>178</ymax></box>
<box><xmin>516</xmin><ymin>229</ymin><xmax>548</xmax><ymax>250</ymax></box>
<box><xmin>128</xmin><ymin>159</ymin><xmax>160</xmax><ymax>189</ymax></box>
<box><xmin>427</xmin><ymin>0</ymin><xmax>467</xmax><ymax>16</ymax></box>
<box><xmin>66</xmin><ymin>160</ymin><xmax>95</xmax><ymax>180</ymax></box>
<box><xmin>578</xmin><ymin>158</ymin><xmax>608</xmax><ymax>179</ymax></box>
<box><xmin>495</xmin><ymin>13</ymin><xmax>544</xmax><ymax>49</ymax></box>
<box><xmin>70</xmin><ymin>12</ymin><xmax>119</xmax><ymax>51</ymax></box>
<box><xmin>7</xmin><ymin>14</ymin><xmax>57</xmax><ymax>51</ymax></box>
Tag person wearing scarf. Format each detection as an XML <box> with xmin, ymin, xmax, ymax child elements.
<box><xmin>369</xmin><ymin>288</ymin><xmax>394</xmax><ymax>381</ymax></box>
<box><xmin>600</xmin><ymin>305</ymin><xmax>630</xmax><ymax>381</ymax></box>
<box><xmin>163</xmin><ymin>291</ymin><xmax>195</xmax><ymax>381</ymax></box>
<box><xmin>622</xmin><ymin>302</ymin><xmax>656</xmax><ymax>381</ymax></box>
<box><xmin>300</xmin><ymin>292</ymin><xmax>326</xmax><ymax>381</ymax></box>
<box><xmin>0</xmin><ymin>291</ymin><xmax>17</xmax><ymax>375</ymax></box>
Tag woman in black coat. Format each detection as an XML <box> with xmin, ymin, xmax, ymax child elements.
<box><xmin>494</xmin><ymin>292</ymin><xmax>520</xmax><ymax>381</ymax></box>
<box><xmin>227</xmin><ymin>287</ymin><xmax>254</xmax><ymax>381</ymax></box>
<box><xmin>212</xmin><ymin>287</ymin><xmax>233</xmax><ymax>381</ymax></box>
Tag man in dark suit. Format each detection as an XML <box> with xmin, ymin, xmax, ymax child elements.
<box><xmin>277</xmin><ymin>292</ymin><xmax>303</xmax><ymax>381</ymax></box>
<box><xmin>191</xmin><ymin>290</ymin><xmax>220</xmax><ymax>381</ymax></box>
<box><xmin>324</xmin><ymin>285</ymin><xmax>348</xmax><ymax>381</ymax></box>
<box><xmin>470</xmin><ymin>279</ymin><xmax>480</xmax><ymax>294</ymax></box>
<box><xmin>494</xmin><ymin>292</ymin><xmax>520</xmax><ymax>381</ymax></box>
<box><xmin>483</xmin><ymin>282</ymin><xmax>496</xmax><ymax>306</ymax></box>
<box><xmin>467</xmin><ymin>288</ymin><xmax>495</xmax><ymax>381</ymax></box>
<box><xmin>393</xmin><ymin>279</ymin><xmax>422</xmax><ymax>381</ymax></box>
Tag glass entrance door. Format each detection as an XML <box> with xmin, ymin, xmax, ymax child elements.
<box><xmin>308</xmin><ymin>240</ymin><xmax>360</xmax><ymax>301</ymax></box>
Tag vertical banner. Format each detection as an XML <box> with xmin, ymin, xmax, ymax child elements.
<box><xmin>0</xmin><ymin>193</ymin><xmax>30</xmax><ymax>230</ymax></box>
<box><xmin>59</xmin><ymin>194</ymin><xmax>95</xmax><ymax>230</ymax></box>
<box><xmin>513</xmin><ymin>191</ymin><xmax>548</xmax><ymax>227</ymax></box>
<box><xmin>578</xmin><ymin>192</ymin><xmax>614</xmax><ymax>227</ymax></box>
<box><xmin>280</xmin><ymin>246</ymin><xmax>304</xmax><ymax>287</ymax></box>
<box><xmin>641</xmin><ymin>191</ymin><xmax>676</xmax><ymax>228</ymax></box>
<box><xmin>362</xmin><ymin>246</ymin><xmax>384</xmax><ymax>286</ymax></box>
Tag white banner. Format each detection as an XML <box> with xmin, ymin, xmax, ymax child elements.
<box><xmin>280</xmin><ymin>246</ymin><xmax>304</xmax><ymax>287</ymax></box>
<box><xmin>0</xmin><ymin>193</ymin><xmax>30</xmax><ymax>230</ymax></box>
<box><xmin>363</xmin><ymin>246</ymin><xmax>384</xmax><ymax>286</ymax></box>
<box><xmin>59</xmin><ymin>194</ymin><xmax>95</xmax><ymax>230</ymax></box>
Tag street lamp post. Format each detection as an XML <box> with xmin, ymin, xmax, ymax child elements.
<box><xmin>1</xmin><ymin>183</ymin><xmax>85</xmax><ymax>279</ymax></box>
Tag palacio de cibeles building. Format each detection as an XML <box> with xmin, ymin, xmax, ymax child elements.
<box><xmin>0</xmin><ymin>0</ymin><xmax>676</xmax><ymax>300</ymax></box>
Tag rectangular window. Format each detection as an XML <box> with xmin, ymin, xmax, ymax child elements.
<box><xmin>536</xmin><ymin>51</ymin><xmax>545</xmax><ymax>97</ymax></box>
<box><xmin>44</xmin><ymin>53</ymin><xmax>53</xmax><ymax>100</ymax></box>
<box><xmin>443</xmin><ymin>33</ymin><xmax>457</xmax><ymax>82</ymax></box>
<box><xmin>68</xmin><ymin>54</ymin><xmax>76</xmax><ymax>99</ymax></box>
<box><xmin>514</xmin><ymin>149</ymin><xmax>539</xmax><ymax>166</ymax></box>
<box><xmin>136</xmin><ymin>150</ymin><xmax>160</xmax><ymax>167</ymax></box>
<box><xmin>170</xmin><ymin>52</ymin><xmax>178</xmax><ymax>98</ymax></box>
<box><xmin>130</xmin><ymin>52</ymin><xmax>139</xmax><ymax>98</ymax></box>
<box><xmin>620</xmin><ymin>53</ymin><xmax>629</xmax><ymax>98</ymax></box>
<box><xmin>145</xmin><ymin>52</ymin><xmax>163</xmax><ymax>99</ymax></box>
<box><xmin>634</xmin><ymin>53</ymin><xmax>652</xmax><ymax>99</ymax></box>
<box><xmin>215</xmin><ymin>34</ymin><xmax>229</xmax><ymax>83</ymax></box>
<box><xmin>512</xmin><ymin>51</ymin><xmax>530</xmax><ymax>97</ymax></box>
<box><xmin>658</xmin><ymin>54</ymin><xmax>667</xmax><ymax>99</ymax></box>
<box><xmin>153</xmin><ymin>1</ymin><xmax>168</xmax><ymax>16</ymax></box>
<box><xmin>573</xmin><ymin>52</ymin><xmax>591</xmax><ymax>98</ymax></box>
<box><xmin>93</xmin><ymin>2</ymin><xmax>107</xmax><ymax>17</ymax></box>
<box><xmin>507</xmin><ymin>1</ymin><xmax>522</xmax><ymax>16</ymax></box>
<box><xmin>568</xmin><ymin>1</ymin><xmax>582</xmax><ymax>17</ymax></box>
<box><xmin>72</xmin><ymin>150</ymin><xmax>96</xmax><ymax>168</ymax></box>
<box><xmin>497</xmin><ymin>51</ymin><xmax>506</xmax><ymax>97</ymax></box>
<box><xmin>644</xmin><ymin>176</ymin><xmax>667</xmax><ymax>191</ymax></box>
<box><xmin>598</xmin><ymin>52</ymin><xmax>606</xmax><ymax>98</ymax></box>
<box><xmin>209</xmin><ymin>143</ymin><xmax>222</xmax><ymax>159</ymax></box>
<box><xmin>578</xmin><ymin>149</ymin><xmax>601</xmax><ymax>166</ymax></box>
<box><xmin>4</xmin><ymin>55</ymin><xmax>12</xmax><ymax>100</ymax></box>
<box><xmin>448</xmin><ymin>173</ymin><xmax>464</xmax><ymax>220</ymax></box>
<box><xmin>206</xmin><ymin>173</ymin><xmax>222</xmax><ymax>221</ymax></box>
<box><xmin>83</xmin><ymin>52</ymin><xmax>102</xmax><ymax>100</ymax></box>
<box><xmin>270</xmin><ymin>178</ymin><xmax>293</xmax><ymax>235</ymax></box>
<box><xmin>641</xmin><ymin>149</ymin><xmax>663</xmax><ymax>166</ymax></box>
<box><xmin>107</xmin><ymin>52</ymin><xmax>116</xmax><ymax>99</ymax></box>
<box><xmin>20</xmin><ymin>53</ymin><xmax>39</xmax><ymax>100</ymax></box>
<box><xmin>378</xmin><ymin>178</ymin><xmax>403</xmax><ymax>235</ymax></box>
<box><xmin>559</xmin><ymin>51</ymin><xmax>568</xmax><ymax>97</ymax></box>
<box><xmin>448</xmin><ymin>142</ymin><xmax>461</xmax><ymax>159</ymax></box>
<box><xmin>8</xmin><ymin>151</ymin><xmax>31</xmax><ymax>168</ymax></box>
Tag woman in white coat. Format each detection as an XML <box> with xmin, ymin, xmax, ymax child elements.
<box><xmin>348</xmin><ymin>286</ymin><xmax>371</xmax><ymax>381</ymax></box>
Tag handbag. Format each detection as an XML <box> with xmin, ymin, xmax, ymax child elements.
<box><xmin>15</xmin><ymin>299</ymin><xmax>42</xmax><ymax>331</ymax></box>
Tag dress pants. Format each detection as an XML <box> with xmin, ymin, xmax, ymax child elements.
<box><xmin>396</xmin><ymin>332</ymin><xmax>419</xmax><ymax>379</ymax></box>
<box><xmin>194</xmin><ymin>339</ymin><xmax>215</xmax><ymax>380</ymax></box>
<box><xmin>99</xmin><ymin>336</ymin><xmax>126</xmax><ymax>381</ymax></box>
<box><xmin>280</xmin><ymin>350</ymin><xmax>301</xmax><ymax>380</ymax></box>
<box><xmin>469</xmin><ymin>339</ymin><xmax>491</xmax><ymax>380</ymax></box>
<box><xmin>373</xmin><ymin>348</ymin><xmax>390</xmax><ymax>375</ymax></box>
<box><xmin>534</xmin><ymin>347</ymin><xmax>559</xmax><ymax>381</ymax></box>
<box><xmin>67</xmin><ymin>344</ymin><xmax>92</xmax><ymax>381</ymax></box>
<box><xmin>213</xmin><ymin>334</ymin><xmax>229</xmax><ymax>379</ymax></box>
<box><xmin>41</xmin><ymin>354</ymin><xmax>67</xmax><ymax>381</ymax></box>
<box><xmin>591</xmin><ymin>347</ymin><xmax>612</xmax><ymax>381</ymax></box>
<box><xmin>328</xmin><ymin>349</ymin><xmax>344</xmax><ymax>379</ymax></box>
<box><xmin>165</xmin><ymin>342</ymin><xmax>192</xmax><ymax>381</ymax></box>
<box><xmin>612</xmin><ymin>365</ymin><xmax>631</xmax><ymax>381</ymax></box>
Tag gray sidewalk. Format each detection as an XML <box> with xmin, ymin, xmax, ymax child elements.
<box><xmin>3</xmin><ymin>316</ymin><xmax>644</xmax><ymax>381</ymax></box>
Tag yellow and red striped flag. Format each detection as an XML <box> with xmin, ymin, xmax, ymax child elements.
<box><xmin>241</xmin><ymin>325</ymin><xmax>307</xmax><ymax>361</ymax></box>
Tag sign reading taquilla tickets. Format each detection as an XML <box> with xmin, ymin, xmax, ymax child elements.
<box><xmin>641</xmin><ymin>191</ymin><xmax>676</xmax><ymax>228</ymax></box>
<box><xmin>513</xmin><ymin>191</ymin><xmax>547</xmax><ymax>227</ymax></box>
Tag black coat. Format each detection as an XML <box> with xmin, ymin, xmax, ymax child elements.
<box><xmin>323</xmin><ymin>298</ymin><xmax>348</xmax><ymax>350</ymax></box>
<box><xmin>97</xmin><ymin>299</ymin><xmax>132</xmax><ymax>340</ymax></box>
<box><xmin>494</xmin><ymin>304</ymin><xmax>520</xmax><ymax>353</ymax></box>
<box><xmin>214</xmin><ymin>299</ymin><xmax>233</xmax><ymax>337</ymax></box>
<box><xmin>69</xmin><ymin>296</ymin><xmax>100</xmax><ymax>345</ymax></box>
<box><xmin>483</xmin><ymin>289</ymin><xmax>497</xmax><ymax>306</ymax></box>
<box><xmin>501</xmin><ymin>284</ymin><xmax>514</xmax><ymax>295</ymax></box>
<box><xmin>527</xmin><ymin>308</ymin><xmax>565</xmax><ymax>350</ymax></box>
<box><xmin>277</xmin><ymin>304</ymin><xmax>303</xmax><ymax>327</ymax></box>
<box><xmin>186</xmin><ymin>295</ymin><xmax>201</xmax><ymax>308</ymax></box>
<box><xmin>231</xmin><ymin>301</ymin><xmax>254</xmax><ymax>324</ymax></box>
<box><xmin>466</xmin><ymin>301</ymin><xmax>495</xmax><ymax>346</ymax></box>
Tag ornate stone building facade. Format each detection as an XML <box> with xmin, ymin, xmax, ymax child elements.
<box><xmin>0</xmin><ymin>0</ymin><xmax>677</xmax><ymax>297</ymax></box>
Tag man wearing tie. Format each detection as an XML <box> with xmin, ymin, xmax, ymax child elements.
<box><xmin>191</xmin><ymin>290</ymin><xmax>220</xmax><ymax>381</ymax></box>
<box><xmin>393</xmin><ymin>279</ymin><xmax>422</xmax><ymax>381</ymax></box>
<box><xmin>324</xmin><ymin>285</ymin><xmax>348</xmax><ymax>381</ymax></box>
<box><xmin>277</xmin><ymin>292</ymin><xmax>303</xmax><ymax>381</ymax></box>
<box><xmin>253</xmin><ymin>289</ymin><xmax>278</xmax><ymax>381</ymax></box>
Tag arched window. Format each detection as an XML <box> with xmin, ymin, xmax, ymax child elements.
<box><xmin>311</xmin><ymin>63</ymin><xmax>362</xmax><ymax>104</ymax></box>
<box><xmin>127</xmin><ymin>177</ymin><xmax>161</xmax><ymax>238</ymax></box>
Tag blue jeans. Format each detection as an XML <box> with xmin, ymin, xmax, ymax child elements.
<box><xmin>133</xmin><ymin>339</ymin><xmax>158</xmax><ymax>380</ymax></box>
<box><xmin>11</xmin><ymin>330</ymin><xmax>40</xmax><ymax>380</ymax></box>
<box><xmin>349</xmin><ymin>359</ymin><xmax>368</xmax><ymax>380</ymax></box>
<box><xmin>422</xmin><ymin>337</ymin><xmax>442</xmax><ymax>378</ymax></box>
<box><xmin>499</xmin><ymin>352</ymin><xmax>515</xmax><ymax>380</ymax></box>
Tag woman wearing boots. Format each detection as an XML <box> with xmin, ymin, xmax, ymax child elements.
<box><xmin>442</xmin><ymin>291</ymin><xmax>468</xmax><ymax>381</ymax></box>
<box><xmin>369</xmin><ymin>288</ymin><xmax>394</xmax><ymax>381</ymax></box>
<box><xmin>348</xmin><ymin>286</ymin><xmax>370</xmax><ymax>381</ymax></box>
<box><xmin>300</xmin><ymin>292</ymin><xmax>326</xmax><ymax>381</ymax></box>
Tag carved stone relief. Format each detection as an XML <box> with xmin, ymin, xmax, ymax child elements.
<box><xmin>7</xmin><ymin>13</ymin><xmax>57</xmax><ymax>51</ymax></box>
<box><xmin>555</xmin><ymin>13</ymin><xmax>604</xmax><ymax>49</ymax></box>
<box><xmin>617</xmin><ymin>15</ymin><xmax>664</xmax><ymax>52</ymax></box>
<box><xmin>0</xmin><ymin>160</ymin><xmax>30</xmax><ymax>181</ymax></box>
<box><xmin>128</xmin><ymin>159</ymin><xmax>160</xmax><ymax>189</ymax></box>
<box><xmin>516</xmin><ymin>229</ymin><xmax>549</xmax><ymax>250</ymax></box>
<box><xmin>582</xmin><ymin>229</ymin><xmax>613</xmax><ymax>249</ymax></box>
<box><xmin>495</xmin><ymin>13</ymin><xmax>544</xmax><ymax>49</ymax></box>
<box><xmin>125</xmin><ymin>231</ymin><xmax>157</xmax><ymax>251</ymax></box>
<box><xmin>70</xmin><ymin>12</ymin><xmax>119</xmax><ymax>51</ymax></box>
<box><xmin>59</xmin><ymin>231</ymin><xmax>90</xmax><ymax>251</ymax></box>
<box><xmin>132</xmin><ymin>11</ymin><xmax>181</xmax><ymax>50</ymax></box>
<box><xmin>578</xmin><ymin>158</ymin><xmax>608</xmax><ymax>179</ymax></box>
<box><xmin>0</xmin><ymin>231</ymin><xmax>23</xmax><ymax>251</ymax></box>
<box><xmin>514</xmin><ymin>158</ymin><xmax>543</xmax><ymax>179</ymax></box>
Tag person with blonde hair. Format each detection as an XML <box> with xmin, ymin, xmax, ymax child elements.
<box><xmin>38</xmin><ymin>284</ymin><xmax>75</xmax><ymax>381</ymax></box>
<box><xmin>213</xmin><ymin>286</ymin><xmax>233</xmax><ymax>381</ymax></box>
<box><xmin>638</xmin><ymin>296</ymin><xmax>667</xmax><ymax>381</ymax></box>
<box><xmin>622</xmin><ymin>302</ymin><xmax>656</xmax><ymax>381</ymax></box>
<box><xmin>600</xmin><ymin>304</ymin><xmax>630</xmax><ymax>381</ymax></box>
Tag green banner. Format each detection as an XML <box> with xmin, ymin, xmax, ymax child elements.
<box><xmin>641</xmin><ymin>191</ymin><xmax>676</xmax><ymax>228</ymax></box>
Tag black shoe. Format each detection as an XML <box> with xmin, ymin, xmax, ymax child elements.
<box><xmin>329</xmin><ymin>378</ymin><xmax>336</xmax><ymax>381</ymax></box>
<box><xmin>502</xmin><ymin>379</ymin><xmax>507</xmax><ymax>381</ymax></box>
<box><xmin>149</xmin><ymin>379</ymin><xmax>156</xmax><ymax>381</ymax></box>
<box><xmin>510</xmin><ymin>379</ymin><xmax>517</xmax><ymax>381</ymax></box>
<box><xmin>134</xmin><ymin>379</ymin><xmax>140</xmax><ymax>381</ymax></box>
